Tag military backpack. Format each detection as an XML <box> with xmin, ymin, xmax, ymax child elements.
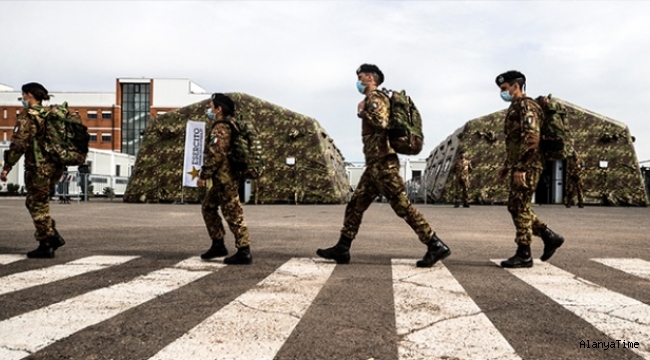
<box><xmin>33</xmin><ymin>102</ymin><xmax>89</xmax><ymax>166</ymax></box>
<box><xmin>380</xmin><ymin>88</ymin><xmax>424</xmax><ymax>155</ymax></box>
<box><xmin>533</xmin><ymin>94</ymin><xmax>573</xmax><ymax>161</ymax></box>
<box><xmin>216</xmin><ymin>114</ymin><xmax>265</xmax><ymax>179</ymax></box>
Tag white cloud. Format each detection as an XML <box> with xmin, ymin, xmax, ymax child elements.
<box><xmin>1</xmin><ymin>1</ymin><xmax>649</xmax><ymax>162</ymax></box>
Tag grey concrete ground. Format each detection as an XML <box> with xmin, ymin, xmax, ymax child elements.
<box><xmin>0</xmin><ymin>197</ymin><xmax>648</xmax><ymax>360</ymax></box>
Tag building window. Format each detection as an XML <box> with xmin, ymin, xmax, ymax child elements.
<box><xmin>89</xmin><ymin>133</ymin><xmax>97</xmax><ymax>142</ymax></box>
<box><xmin>443</xmin><ymin>159</ymin><xmax>451</xmax><ymax>172</ymax></box>
<box><xmin>128</xmin><ymin>165</ymin><xmax>133</xmax><ymax>176</ymax></box>
<box><xmin>102</xmin><ymin>134</ymin><xmax>112</xmax><ymax>142</ymax></box>
<box><xmin>115</xmin><ymin>164</ymin><xmax>121</xmax><ymax>177</ymax></box>
<box><xmin>102</xmin><ymin>111</ymin><xmax>112</xmax><ymax>120</ymax></box>
<box><xmin>121</xmin><ymin>82</ymin><xmax>151</xmax><ymax>156</ymax></box>
<box><xmin>3</xmin><ymin>132</ymin><xmax>6</xmax><ymax>141</ymax></box>
<box><xmin>16</xmin><ymin>110</ymin><xmax>21</xmax><ymax>115</ymax></box>
<box><xmin>88</xmin><ymin>110</ymin><xmax>98</xmax><ymax>120</ymax></box>
<box><xmin>3</xmin><ymin>110</ymin><xmax>6</xmax><ymax>119</ymax></box>
<box><xmin>157</xmin><ymin>111</ymin><xmax>166</xmax><ymax>116</ymax></box>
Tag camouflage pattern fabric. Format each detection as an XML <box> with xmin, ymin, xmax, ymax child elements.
<box><xmin>506</xmin><ymin>167</ymin><xmax>547</xmax><ymax>245</ymax></box>
<box><xmin>453</xmin><ymin>157</ymin><xmax>472</xmax><ymax>204</ymax></box>
<box><xmin>341</xmin><ymin>155</ymin><xmax>433</xmax><ymax>243</ymax></box>
<box><xmin>202</xmin><ymin>181</ymin><xmax>250</xmax><ymax>248</ymax></box>
<box><xmin>564</xmin><ymin>151</ymin><xmax>585</xmax><ymax>206</ymax></box>
<box><xmin>360</xmin><ymin>90</ymin><xmax>395</xmax><ymax>164</ymax></box>
<box><xmin>424</xmin><ymin>97</ymin><xmax>648</xmax><ymax>207</ymax></box>
<box><xmin>200</xmin><ymin>121</ymin><xmax>235</xmax><ymax>185</ymax></box>
<box><xmin>125</xmin><ymin>93</ymin><xmax>348</xmax><ymax>204</ymax></box>
<box><xmin>3</xmin><ymin>105</ymin><xmax>64</xmax><ymax>241</ymax></box>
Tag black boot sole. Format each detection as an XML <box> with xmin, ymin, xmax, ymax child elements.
<box><xmin>500</xmin><ymin>259</ymin><xmax>533</xmax><ymax>268</ymax></box>
<box><xmin>316</xmin><ymin>249</ymin><xmax>350</xmax><ymax>264</ymax></box>
<box><xmin>416</xmin><ymin>248</ymin><xmax>451</xmax><ymax>268</ymax></box>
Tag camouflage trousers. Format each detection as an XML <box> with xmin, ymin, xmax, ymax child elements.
<box><xmin>24</xmin><ymin>164</ymin><xmax>64</xmax><ymax>241</ymax></box>
<box><xmin>454</xmin><ymin>177</ymin><xmax>470</xmax><ymax>204</ymax></box>
<box><xmin>201</xmin><ymin>181</ymin><xmax>250</xmax><ymax>248</ymax></box>
<box><xmin>507</xmin><ymin>167</ymin><xmax>547</xmax><ymax>246</ymax></box>
<box><xmin>564</xmin><ymin>176</ymin><xmax>584</xmax><ymax>206</ymax></box>
<box><xmin>341</xmin><ymin>155</ymin><xmax>433</xmax><ymax>243</ymax></box>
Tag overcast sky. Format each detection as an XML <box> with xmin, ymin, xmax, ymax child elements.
<box><xmin>2</xmin><ymin>1</ymin><xmax>649</xmax><ymax>163</ymax></box>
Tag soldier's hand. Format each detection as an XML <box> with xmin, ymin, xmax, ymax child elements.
<box><xmin>0</xmin><ymin>170</ymin><xmax>8</xmax><ymax>182</ymax></box>
<box><xmin>197</xmin><ymin>178</ymin><xmax>206</xmax><ymax>188</ymax></box>
<box><xmin>513</xmin><ymin>171</ymin><xmax>527</xmax><ymax>187</ymax></box>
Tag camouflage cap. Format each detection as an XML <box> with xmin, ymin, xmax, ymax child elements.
<box><xmin>495</xmin><ymin>70</ymin><xmax>525</xmax><ymax>86</ymax></box>
<box><xmin>356</xmin><ymin>64</ymin><xmax>384</xmax><ymax>85</ymax></box>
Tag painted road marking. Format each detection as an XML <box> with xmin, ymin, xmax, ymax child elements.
<box><xmin>0</xmin><ymin>255</ymin><xmax>140</xmax><ymax>296</ymax></box>
<box><xmin>592</xmin><ymin>258</ymin><xmax>650</xmax><ymax>281</ymax></box>
<box><xmin>494</xmin><ymin>259</ymin><xmax>650</xmax><ymax>359</ymax></box>
<box><xmin>0</xmin><ymin>254</ymin><xmax>26</xmax><ymax>265</ymax></box>
<box><xmin>392</xmin><ymin>259</ymin><xmax>521</xmax><ymax>360</ymax></box>
<box><xmin>149</xmin><ymin>258</ymin><xmax>336</xmax><ymax>360</ymax></box>
<box><xmin>0</xmin><ymin>258</ymin><xmax>224</xmax><ymax>360</ymax></box>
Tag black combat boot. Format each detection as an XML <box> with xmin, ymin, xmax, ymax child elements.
<box><xmin>578</xmin><ymin>203</ymin><xmax>584</xmax><ymax>208</ymax></box>
<box><xmin>454</xmin><ymin>202</ymin><xmax>460</xmax><ymax>208</ymax></box>
<box><xmin>500</xmin><ymin>244</ymin><xmax>533</xmax><ymax>268</ymax></box>
<box><xmin>416</xmin><ymin>233</ymin><xmax>451</xmax><ymax>268</ymax></box>
<box><xmin>224</xmin><ymin>246</ymin><xmax>252</xmax><ymax>265</ymax></box>
<box><xmin>27</xmin><ymin>240</ymin><xmax>55</xmax><ymax>259</ymax></box>
<box><xmin>463</xmin><ymin>202</ymin><xmax>470</xmax><ymax>208</ymax></box>
<box><xmin>540</xmin><ymin>227</ymin><xmax>565</xmax><ymax>261</ymax></box>
<box><xmin>316</xmin><ymin>235</ymin><xmax>352</xmax><ymax>264</ymax></box>
<box><xmin>201</xmin><ymin>238</ymin><xmax>228</xmax><ymax>260</ymax></box>
<box><xmin>50</xmin><ymin>222</ymin><xmax>66</xmax><ymax>250</ymax></box>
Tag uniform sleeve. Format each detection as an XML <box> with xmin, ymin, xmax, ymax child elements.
<box><xmin>513</xmin><ymin>100</ymin><xmax>541</xmax><ymax>170</ymax></box>
<box><xmin>359</xmin><ymin>91</ymin><xmax>390</xmax><ymax>130</ymax></box>
<box><xmin>3</xmin><ymin>110</ymin><xmax>36</xmax><ymax>171</ymax></box>
<box><xmin>199</xmin><ymin>122</ymin><xmax>232</xmax><ymax>180</ymax></box>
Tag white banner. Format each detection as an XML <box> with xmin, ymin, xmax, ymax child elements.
<box><xmin>182</xmin><ymin>120</ymin><xmax>206</xmax><ymax>187</ymax></box>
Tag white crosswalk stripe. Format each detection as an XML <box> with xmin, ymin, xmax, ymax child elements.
<box><xmin>392</xmin><ymin>259</ymin><xmax>521</xmax><ymax>360</ymax></box>
<box><xmin>2</xmin><ymin>254</ymin><xmax>650</xmax><ymax>359</ymax></box>
<box><xmin>0</xmin><ymin>257</ymin><xmax>225</xmax><ymax>360</ymax></box>
<box><xmin>592</xmin><ymin>258</ymin><xmax>650</xmax><ymax>281</ymax></box>
<box><xmin>0</xmin><ymin>255</ymin><xmax>139</xmax><ymax>296</ymax></box>
<box><xmin>149</xmin><ymin>257</ymin><xmax>336</xmax><ymax>360</ymax></box>
<box><xmin>0</xmin><ymin>254</ymin><xmax>26</xmax><ymax>265</ymax></box>
<box><xmin>493</xmin><ymin>259</ymin><xmax>650</xmax><ymax>360</ymax></box>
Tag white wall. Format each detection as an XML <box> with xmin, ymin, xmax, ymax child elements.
<box><xmin>151</xmin><ymin>79</ymin><xmax>209</xmax><ymax>108</ymax></box>
<box><xmin>0</xmin><ymin>91</ymin><xmax>115</xmax><ymax>107</ymax></box>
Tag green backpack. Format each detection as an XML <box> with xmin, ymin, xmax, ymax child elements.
<box><xmin>33</xmin><ymin>102</ymin><xmax>89</xmax><ymax>166</ymax></box>
<box><xmin>534</xmin><ymin>94</ymin><xmax>573</xmax><ymax>161</ymax></box>
<box><xmin>380</xmin><ymin>88</ymin><xmax>424</xmax><ymax>155</ymax></box>
<box><xmin>216</xmin><ymin>114</ymin><xmax>265</xmax><ymax>179</ymax></box>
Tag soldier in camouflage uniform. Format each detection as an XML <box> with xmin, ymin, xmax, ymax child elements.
<box><xmin>564</xmin><ymin>149</ymin><xmax>585</xmax><ymax>208</ymax></box>
<box><xmin>1</xmin><ymin>83</ymin><xmax>66</xmax><ymax>258</ymax></box>
<box><xmin>496</xmin><ymin>71</ymin><xmax>565</xmax><ymax>268</ymax></box>
<box><xmin>453</xmin><ymin>150</ymin><xmax>473</xmax><ymax>208</ymax></box>
<box><xmin>197</xmin><ymin>93</ymin><xmax>252</xmax><ymax>265</ymax></box>
<box><xmin>317</xmin><ymin>64</ymin><xmax>451</xmax><ymax>268</ymax></box>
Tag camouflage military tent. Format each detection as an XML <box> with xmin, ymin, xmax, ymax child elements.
<box><xmin>124</xmin><ymin>93</ymin><xmax>349</xmax><ymax>204</ymax></box>
<box><xmin>423</xmin><ymin>98</ymin><xmax>649</xmax><ymax>206</ymax></box>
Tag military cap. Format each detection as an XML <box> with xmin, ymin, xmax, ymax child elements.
<box><xmin>495</xmin><ymin>71</ymin><xmax>526</xmax><ymax>86</ymax></box>
<box><xmin>356</xmin><ymin>64</ymin><xmax>384</xmax><ymax>85</ymax></box>
<box><xmin>211</xmin><ymin>93</ymin><xmax>236</xmax><ymax>115</ymax></box>
<box><xmin>21</xmin><ymin>82</ymin><xmax>48</xmax><ymax>95</ymax></box>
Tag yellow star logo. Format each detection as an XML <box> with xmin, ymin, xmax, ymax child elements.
<box><xmin>187</xmin><ymin>166</ymin><xmax>200</xmax><ymax>181</ymax></box>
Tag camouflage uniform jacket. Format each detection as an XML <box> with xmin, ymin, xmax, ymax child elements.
<box><xmin>199</xmin><ymin>118</ymin><xmax>236</xmax><ymax>185</ymax></box>
<box><xmin>453</xmin><ymin>158</ymin><xmax>473</xmax><ymax>180</ymax></box>
<box><xmin>503</xmin><ymin>97</ymin><xmax>544</xmax><ymax>171</ymax></box>
<box><xmin>3</xmin><ymin>105</ymin><xmax>47</xmax><ymax>171</ymax></box>
<box><xmin>359</xmin><ymin>89</ymin><xmax>395</xmax><ymax>165</ymax></box>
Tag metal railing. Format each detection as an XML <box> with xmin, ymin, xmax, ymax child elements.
<box><xmin>54</xmin><ymin>171</ymin><xmax>129</xmax><ymax>202</ymax></box>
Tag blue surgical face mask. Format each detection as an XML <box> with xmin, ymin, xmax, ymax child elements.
<box><xmin>500</xmin><ymin>90</ymin><xmax>512</xmax><ymax>102</ymax></box>
<box><xmin>356</xmin><ymin>80</ymin><xmax>366</xmax><ymax>95</ymax></box>
<box><xmin>21</xmin><ymin>100</ymin><xmax>29</xmax><ymax>108</ymax></box>
<box><xmin>206</xmin><ymin>108</ymin><xmax>215</xmax><ymax>120</ymax></box>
